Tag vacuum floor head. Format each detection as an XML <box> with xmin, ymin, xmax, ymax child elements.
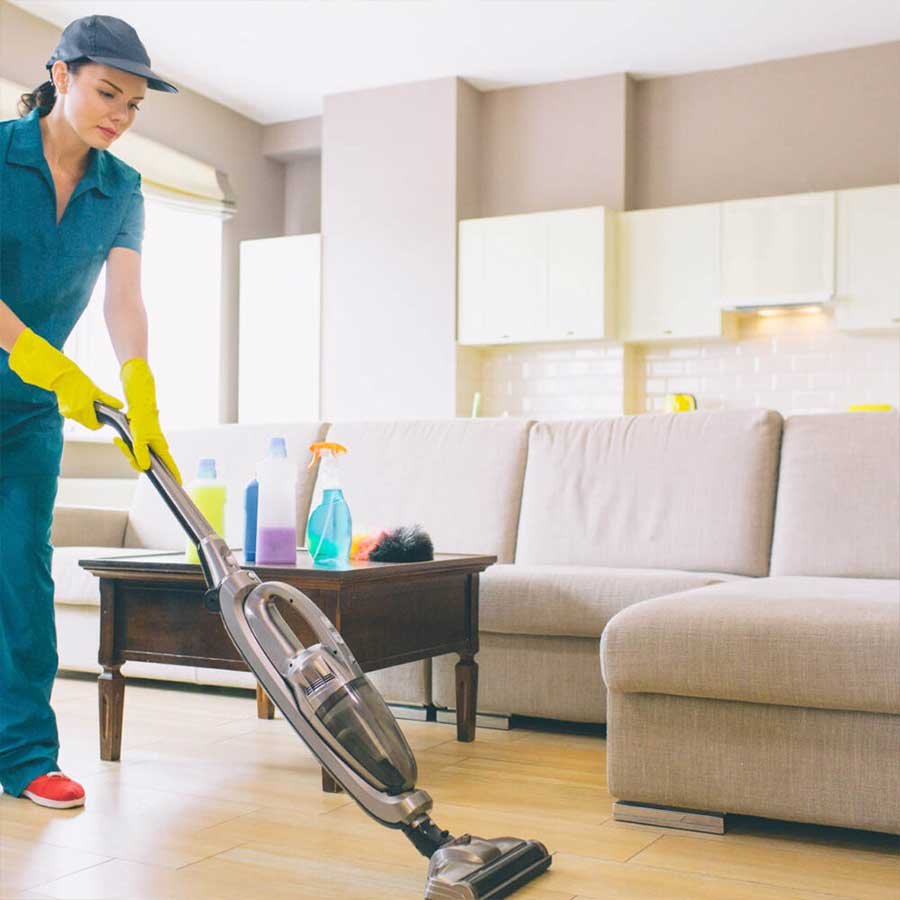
<box><xmin>425</xmin><ymin>835</ymin><xmax>552</xmax><ymax>899</ymax></box>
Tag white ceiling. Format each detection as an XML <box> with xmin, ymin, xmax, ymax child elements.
<box><xmin>12</xmin><ymin>0</ymin><xmax>900</xmax><ymax>125</ymax></box>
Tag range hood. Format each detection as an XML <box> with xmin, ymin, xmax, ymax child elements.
<box><xmin>726</xmin><ymin>294</ymin><xmax>834</xmax><ymax>315</ymax></box>
<box><xmin>744</xmin><ymin>303</ymin><xmax>829</xmax><ymax>318</ymax></box>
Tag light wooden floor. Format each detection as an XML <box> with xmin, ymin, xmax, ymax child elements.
<box><xmin>1</xmin><ymin>677</ymin><xmax>898</xmax><ymax>900</ymax></box>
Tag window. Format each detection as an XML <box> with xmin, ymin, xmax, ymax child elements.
<box><xmin>63</xmin><ymin>197</ymin><xmax>223</xmax><ymax>434</ymax></box>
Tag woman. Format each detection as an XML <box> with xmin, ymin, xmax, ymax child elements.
<box><xmin>0</xmin><ymin>15</ymin><xmax>182</xmax><ymax>809</ymax></box>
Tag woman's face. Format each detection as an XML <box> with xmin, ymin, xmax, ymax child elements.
<box><xmin>55</xmin><ymin>61</ymin><xmax>147</xmax><ymax>149</ymax></box>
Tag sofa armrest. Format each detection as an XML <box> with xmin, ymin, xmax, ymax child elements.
<box><xmin>51</xmin><ymin>505</ymin><xmax>129</xmax><ymax>548</ymax></box>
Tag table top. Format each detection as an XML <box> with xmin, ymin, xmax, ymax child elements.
<box><xmin>78</xmin><ymin>548</ymin><xmax>497</xmax><ymax>585</ymax></box>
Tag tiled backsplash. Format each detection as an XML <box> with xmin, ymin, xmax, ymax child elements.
<box><xmin>476</xmin><ymin>342</ymin><xmax>632</xmax><ymax>418</ymax></box>
<box><xmin>471</xmin><ymin>310</ymin><xmax>898</xmax><ymax>418</ymax></box>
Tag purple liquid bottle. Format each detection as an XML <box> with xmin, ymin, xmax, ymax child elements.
<box><xmin>254</xmin><ymin>437</ymin><xmax>297</xmax><ymax>565</ymax></box>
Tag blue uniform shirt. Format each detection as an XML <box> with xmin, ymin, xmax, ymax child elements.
<box><xmin>0</xmin><ymin>106</ymin><xmax>144</xmax><ymax>474</ymax></box>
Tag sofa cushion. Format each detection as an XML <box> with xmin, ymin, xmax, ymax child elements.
<box><xmin>51</xmin><ymin>505</ymin><xmax>129</xmax><ymax>549</ymax></box>
<box><xmin>322</xmin><ymin>419</ymin><xmax>532</xmax><ymax>562</ymax></box>
<box><xmin>479</xmin><ymin>564</ymin><xmax>728</xmax><ymax>638</ymax></box>
<box><xmin>601</xmin><ymin>576</ymin><xmax>900</xmax><ymax>715</ymax></box>
<box><xmin>771</xmin><ymin>412</ymin><xmax>900</xmax><ymax>578</ymax></box>
<box><xmin>52</xmin><ymin>546</ymin><xmax>147</xmax><ymax>606</ymax></box>
<box><xmin>515</xmin><ymin>410</ymin><xmax>783</xmax><ymax>576</ymax></box>
<box><xmin>124</xmin><ymin>422</ymin><xmax>328</xmax><ymax>550</ymax></box>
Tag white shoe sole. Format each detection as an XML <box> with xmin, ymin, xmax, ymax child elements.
<box><xmin>22</xmin><ymin>790</ymin><xmax>85</xmax><ymax>809</ymax></box>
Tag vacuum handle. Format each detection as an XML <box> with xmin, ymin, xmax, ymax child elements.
<box><xmin>245</xmin><ymin>581</ymin><xmax>364</xmax><ymax>677</ymax></box>
<box><xmin>94</xmin><ymin>401</ymin><xmax>242</xmax><ymax>589</ymax></box>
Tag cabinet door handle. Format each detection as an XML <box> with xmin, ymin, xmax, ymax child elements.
<box><xmin>663</xmin><ymin>329</ymin><xmax>673</xmax><ymax>335</ymax></box>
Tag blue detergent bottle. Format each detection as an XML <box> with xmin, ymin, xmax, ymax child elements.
<box><xmin>306</xmin><ymin>442</ymin><xmax>352</xmax><ymax>567</ymax></box>
<box><xmin>243</xmin><ymin>475</ymin><xmax>259</xmax><ymax>562</ymax></box>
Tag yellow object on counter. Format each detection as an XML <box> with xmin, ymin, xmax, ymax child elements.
<box><xmin>665</xmin><ymin>393</ymin><xmax>697</xmax><ymax>413</ymax></box>
<box><xmin>848</xmin><ymin>404</ymin><xmax>893</xmax><ymax>412</ymax></box>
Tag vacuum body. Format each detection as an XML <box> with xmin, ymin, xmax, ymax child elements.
<box><xmin>95</xmin><ymin>403</ymin><xmax>552</xmax><ymax>899</ymax></box>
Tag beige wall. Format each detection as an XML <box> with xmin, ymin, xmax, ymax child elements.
<box><xmin>285</xmin><ymin>156</ymin><xmax>322</xmax><ymax>235</ymax></box>
<box><xmin>321</xmin><ymin>77</ymin><xmax>460</xmax><ymax>419</ymax></box>
<box><xmin>277</xmin><ymin>39</ymin><xmax>900</xmax><ymax>234</ymax></box>
<box><xmin>480</xmin><ymin>73</ymin><xmax>630</xmax><ymax>216</ymax></box>
<box><xmin>262</xmin><ymin>116</ymin><xmax>322</xmax><ymax>160</ymax></box>
<box><xmin>0</xmin><ymin>1</ymin><xmax>286</xmax><ymax>423</ymax></box>
<box><xmin>632</xmin><ymin>41</ymin><xmax>900</xmax><ymax>209</ymax></box>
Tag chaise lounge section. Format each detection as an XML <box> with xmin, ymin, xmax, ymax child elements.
<box><xmin>601</xmin><ymin>411</ymin><xmax>900</xmax><ymax>835</ymax></box>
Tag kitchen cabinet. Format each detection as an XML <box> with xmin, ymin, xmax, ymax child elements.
<box><xmin>617</xmin><ymin>203</ymin><xmax>729</xmax><ymax>341</ymax></box>
<box><xmin>239</xmin><ymin>234</ymin><xmax>321</xmax><ymax>423</ymax></box>
<box><xmin>834</xmin><ymin>184</ymin><xmax>900</xmax><ymax>332</ymax></box>
<box><xmin>457</xmin><ymin>207</ymin><xmax>615</xmax><ymax>344</ymax></box>
<box><xmin>719</xmin><ymin>191</ymin><xmax>835</xmax><ymax>308</ymax></box>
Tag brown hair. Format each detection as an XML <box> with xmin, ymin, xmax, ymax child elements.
<box><xmin>18</xmin><ymin>58</ymin><xmax>89</xmax><ymax>117</ymax></box>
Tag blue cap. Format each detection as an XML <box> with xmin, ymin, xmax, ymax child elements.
<box><xmin>197</xmin><ymin>458</ymin><xmax>217</xmax><ymax>479</ymax></box>
<box><xmin>46</xmin><ymin>15</ymin><xmax>178</xmax><ymax>94</ymax></box>
<box><xmin>268</xmin><ymin>437</ymin><xmax>287</xmax><ymax>458</ymax></box>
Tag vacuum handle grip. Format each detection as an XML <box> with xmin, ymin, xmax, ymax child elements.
<box><xmin>94</xmin><ymin>401</ymin><xmax>179</xmax><ymax>491</ymax></box>
<box><xmin>245</xmin><ymin>582</ymin><xmax>364</xmax><ymax>677</ymax></box>
<box><xmin>93</xmin><ymin>401</ymin><xmax>241</xmax><ymax>589</ymax></box>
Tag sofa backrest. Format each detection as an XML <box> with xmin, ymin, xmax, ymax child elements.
<box><xmin>770</xmin><ymin>412</ymin><xmax>900</xmax><ymax>578</ymax></box>
<box><xmin>515</xmin><ymin>410</ymin><xmax>783</xmax><ymax>576</ymax></box>
<box><xmin>124</xmin><ymin>422</ymin><xmax>328</xmax><ymax>550</ymax></box>
<box><xmin>319</xmin><ymin>419</ymin><xmax>533</xmax><ymax>562</ymax></box>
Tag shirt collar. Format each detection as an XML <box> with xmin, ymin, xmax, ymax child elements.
<box><xmin>6</xmin><ymin>106</ymin><xmax>112</xmax><ymax>199</ymax></box>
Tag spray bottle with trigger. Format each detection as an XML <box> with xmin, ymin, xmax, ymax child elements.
<box><xmin>306</xmin><ymin>442</ymin><xmax>352</xmax><ymax>567</ymax></box>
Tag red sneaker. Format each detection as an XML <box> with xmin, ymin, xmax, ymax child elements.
<box><xmin>22</xmin><ymin>772</ymin><xmax>85</xmax><ymax>809</ymax></box>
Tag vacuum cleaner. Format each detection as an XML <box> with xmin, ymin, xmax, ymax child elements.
<box><xmin>96</xmin><ymin>402</ymin><xmax>552</xmax><ymax>900</ymax></box>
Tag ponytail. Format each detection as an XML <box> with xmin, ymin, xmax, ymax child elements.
<box><xmin>18</xmin><ymin>59</ymin><xmax>89</xmax><ymax>117</ymax></box>
<box><xmin>18</xmin><ymin>80</ymin><xmax>56</xmax><ymax>116</ymax></box>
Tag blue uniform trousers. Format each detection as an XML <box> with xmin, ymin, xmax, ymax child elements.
<box><xmin>0</xmin><ymin>404</ymin><xmax>63</xmax><ymax>796</ymax></box>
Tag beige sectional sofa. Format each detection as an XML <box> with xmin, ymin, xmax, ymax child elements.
<box><xmin>50</xmin><ymin>409</ymin><xmax>899</xmax><ymax>834</ymax></box>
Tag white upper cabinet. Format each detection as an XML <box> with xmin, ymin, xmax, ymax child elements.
<box><xmin>239</xmin><ymin>234</ymin><xmax>321</xmax><ymax>424</ymax></box>
<box><xmin>719</xmin><ymin>191</ymin><xmax>835</xmax><ymax>308</ymax></box>
<box><xmin>545</xmin><ymin>208</ymin><xmax>615</xmax><ymax>340</ymax></box>
<box><xmin>834</xmin><ymin>184</ymin><xmax>900</xmax><ymax>332</ymax></box>
<box><xmin>458</xmin><ymin>207</ymin><xmax>615</xmax><ymax>345</ymax></box>
<box><xmin>618</xmin><ymin>203</ymin><xmax>727</xmax><ymax>341</ymax></box>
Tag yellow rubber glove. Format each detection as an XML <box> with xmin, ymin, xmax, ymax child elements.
<box><xmin>116</xmin><ymin>357</ymin><xmax>183</xmax><ymax>484</ymax></box>
<box><xmin>8</xmin><ymin>327</ymin><xmax>123</xmax><ymax>430</ymax></box>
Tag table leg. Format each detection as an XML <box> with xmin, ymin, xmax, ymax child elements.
<box><xmin>256</xmin><ymin>682</ymin><xmax>275</xmax><ymax>719</ymax></box>
<box><xmin>321</xmin><ymin>768</ymin><xmax>343</xmax><ymax>793</ymax></box>
<box><xmin>98</xmin><ymin>664</ymin><xmax>125</xmax><ymax>761</ymax></box>
<box><xmin>455</xmin><ymin>651</ymin><xmax>479</xmax><ymax>742</ymax></box>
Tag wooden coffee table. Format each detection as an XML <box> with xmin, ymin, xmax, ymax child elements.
<box><xmin>79</xmin><ymin>549</ymin><xmax>494</xmax><ymax>790</ymax></box>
